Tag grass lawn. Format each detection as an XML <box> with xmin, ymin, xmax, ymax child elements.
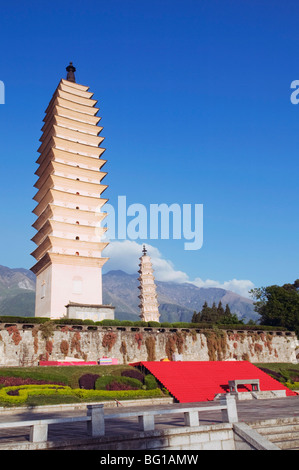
<box><xmin>254</xmin><ymin>362</ymin><xmax>299</xmax><ymax>385</ymax></box>
<box><xmin>26</xmin><ymin>394</ymin><xmax>82</xmax><ymax>406</ymax></box>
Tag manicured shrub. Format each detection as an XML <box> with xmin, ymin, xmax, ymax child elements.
<box><xmin>118</xmin><ymin>321</ymin><xmax>134</xmax><ymax>326</ymax></box>
<box><xmin>131</xmin><ymin>321</ymin><xmax>147</xmax><ymax>327</ymax></box>
<box><xmin>121</xmin><ymin>369</ymin><xmax>144</xmax><ymax>383</ymax></box>
<box><xmin>95</xmin><ymin>376</ymin><xmax>143</xmax><ymax>391</ymax></box>
<box><xmin>78</xmin><ymin>373</ymin><xmax>100</xmax><ymax>390</ymax></box>
<box><xmin>286</xmin><ymin>382</ymin><xmax>299</xmax><ymax>390</ymax></box>
<box><xmin>147</xmin><ymin>321</ymin><xmax>161</xmax><ymax>327</ymax></box>
<box><xmin>55</xmin><ymin>318</ymin><xmax>84</xmax><ymax>325</ymax></box>
<box><xmin>82</xmin><ymin>319</ymin><xmax>96</xmax><ymax>325</ymax></box>
<box><xmin>106</xmin><ymin>381</ymin><xmax>138</xmax><ymax>391</ymax></box>
<box><xmin>98</xmin><ymin>319</ymin><xmax>123</xmax><ymax>326</ymax></box>
<box><xmin>171</xmin><ymin>322</ymin><xmax>191</xmax><ymax>328</ymax></box>
<box><xmin>0</xmin><ymin>316</ymin><xmax>51</xmax><ymax>324</ymax></box>
<box><xmin>144</xmin><ymin>374</ymin><xmax>158</xmax><ymax>390</ymax></box>
<box><xmin>94</xmin><ymin>376</ymin><xmax>115</xmax><ymax>390</ymax></box>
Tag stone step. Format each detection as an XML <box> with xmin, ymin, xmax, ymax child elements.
<box><xmin>271</xmin><ymin>438</ymin><xmax>299</xmax><ymax>450</ymax></box>
<box><xmin>250</xmin><ymin>419</ymin><xmax>299</xmax><ymax>450</ymax></box>
<box><xmin>252</xmin><ymin>427</ymin><xmax>299</xmax><ymax>450</ymax></box>
<box><xmin>253</xmin><ymin>424</ymin><xmax>299</xmax><ymax>435</ymax></box>
<box><xmin>265</xmin><ymin>431</ymin><xmax>299</xmax><ymax>442</ymax></box>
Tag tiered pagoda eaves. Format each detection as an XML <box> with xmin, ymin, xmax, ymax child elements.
<box><xmin>138</xmin><ymin>246</ymin><xmax>160</xmax><ymax>322</ymax></box>
<box><xmin>31</xmin><ymin>63</ymin><xmax>113</xmax><ymax>320</ymax></box>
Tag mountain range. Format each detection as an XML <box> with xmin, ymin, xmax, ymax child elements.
<box><xmin>0</xmin><ymin>264</ymin><xmax>258</xmax><ymax>322</ymax></box>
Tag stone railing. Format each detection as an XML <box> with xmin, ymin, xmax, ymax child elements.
<box><xmin>0</xmin><ymin>395</ymin><xmax>238</xmax><ymax>443</ymax></box>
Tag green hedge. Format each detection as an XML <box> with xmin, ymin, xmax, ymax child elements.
<box><xmin>0</xmin><ymin>384</ymin><xmax>73</xmax><ymax>405</ymax></box>
<box><xmin>0</xmin><ymin>315</ymin><xmax>287</xmax><ymax>331</ymax></box>
<box><xmin>0</xmin><ymin>316</ymin><xmax>51</xmax><ymax>324</ymax></box>
<box><xmin>285</xmin><ymin>382</ymin><xmax>299</xmax><ymax>390</ymax></box>
<box><xmin>0</xmin><ymin>384</ymin><xmax>163</xmax><ymax>406</ymax></box>
<box><xmin>73</xmin><ymin>388</ymin><xmax>163</xmax><ymax>401</ymax></box>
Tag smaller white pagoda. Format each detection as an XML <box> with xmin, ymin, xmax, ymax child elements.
<box><xmin>138</xmin><ymin>245</ymin><xmax>160</xmax><ymax>322</ymax></box>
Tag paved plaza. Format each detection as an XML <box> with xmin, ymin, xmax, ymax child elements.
<box><xmin>0</xmin><ymin>396</ymin><xmax>298</xmax><ymax>447</ymax></box>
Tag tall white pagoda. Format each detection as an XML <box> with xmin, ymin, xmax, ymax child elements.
<box><xmin>31</xmin><ymin>62</ymin><xmax>114</xmax><ymax>321</ymax></box>
<box><xmin>138</xmin><ymin>246</ymin><xmax>160</xmax><ymax>322</ymax></box>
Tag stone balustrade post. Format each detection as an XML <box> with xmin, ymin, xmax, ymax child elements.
<box><xmin>138</xmin><ymin>414</ymin><xmax>155</xmax><ymax>431</ymax></box>
<box><xmin>220</xmin><ymin>394</ymin><xmax>238</xmax><ymax>423</ymax></box>
<box><xmin>30</xmin><ymin>423</ymin><xmax>48</xmax><ymax>442</ymax></box>
<box><xmin>184</xmin><ymin>410</ymin><xmax>200</xmax><ymax>427</ymax></box>
<box><xmin>87</xmin><ymin>404</ymin><xmax>105</xmax><ymax>437</ymax></box>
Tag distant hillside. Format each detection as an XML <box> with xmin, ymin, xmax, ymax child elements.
<box><xmin>102</xmin><ymin>270</ymin><xmax>258</xmax><ymax>323</ymax></box>
<box><xmin>0</xmin><ymin>265</ymin><xmax>35</xmax><ymax>316</ymax></box>
<box><xmin>0</xmin><ymin>265</ymin><xmax>258</xmax><ymax>323</ymax></box>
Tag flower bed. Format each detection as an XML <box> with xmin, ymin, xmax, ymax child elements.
<box><xmin>0</xmin><ymin>384</ymin><xmax>163</xmax><ymax>406</ymax></box>
<box><xmin>0</xmin><ymin>376</ymin><xmax>65</xmax><ymax>387</ymax></box>
<box><xmin>0</xmin><ymin>385</ymin><xmax>73</xmax><ymax>405</ymax></box>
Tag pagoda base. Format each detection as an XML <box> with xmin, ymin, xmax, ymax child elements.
<box><xmin>66</xmin><ymin>302</ymin><xmax>115</xmax><ymax>322</ymax></box>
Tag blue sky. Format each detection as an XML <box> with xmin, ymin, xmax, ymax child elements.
<box><xmin>0</xmin><ymin>0</ymin><xmax>298</xmax><ymax>297</ymax></box>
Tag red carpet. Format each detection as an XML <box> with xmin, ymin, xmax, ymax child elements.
<box><xmin>131</xmin><ymin>361</ymin><xmax>297</xmax><ymax>402</ymax></box>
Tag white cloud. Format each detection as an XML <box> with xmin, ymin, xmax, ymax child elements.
<box><xmin>103</xmin><ymin>240</ymin><xmax>189</xmax><ymax>283</ymax></box>
<box><xmin>103</xmin><ymin>240</ymin><xmax>143</xmax><ymax>274</ymax></box>
<box><xmin>103</xmin><ymin>240</ymin><xmax>254</xmax><ymax>297</ymax></box>
<box><xmin>190</xmin><ymin>277</ymin><xmax>255</xmax><ymax>298</ymax></box>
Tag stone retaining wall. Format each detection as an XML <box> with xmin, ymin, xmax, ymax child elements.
<box><xmin>0</xmin><ymin>322</ymin><xmax>297</xmax><ymax>366</ymax></box>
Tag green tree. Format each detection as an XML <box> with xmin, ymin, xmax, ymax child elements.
<box><xmin>191</xmin><ymin>310</ymin><xmax>200</xmax><ymax>323</ymax></box>
<box><xmin>199</xmin><ymin>301</ymin><xmax>209</xmax><ymax>321</ymax></box>
<box><xmin>211</xmin><ymin>302</ymin><xmax>218</xmax><ymax>316</ymax></box>
<box><xmin>249</xmin><ymin>280</ymin><xmax>299</xmax><ymax>334</ymax></box>
<box><xmin>200</xmin><ymin>301</ymin><xmax>218</xmax><ymax>322</ymax></box>
<box><xmin>218</xmin><ymin>303</ymin><xmax>244</xmax><ymax>325</ymax></box>
<box><xmin>224</xmin><ymin>304</ymin><xmax>232</xmax><ymax>318</ymax></box>
<box><xmin>217</xmin><ymin>301</ymin><xmax>225</xmax><ymax>317</ymax></box>
<box><xmin>200</xmin><ymin>301</ymin><xmax>227</xmax><ymax>323</ymax></box>
<box><xmin>192</xmin><ymin>301</ymin><xmax>244</xmax><ymax>325</ymax></box>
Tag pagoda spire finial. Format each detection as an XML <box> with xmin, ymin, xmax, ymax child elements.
<box><xmin>66</xmin><ymin>61</ymin><xmax>76</xmax><ymax>83</ymax></box>
<box><xmin>142</xmin><ymin>244</ymin><xmax>147</xmax><ymax>256</ymax></box>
